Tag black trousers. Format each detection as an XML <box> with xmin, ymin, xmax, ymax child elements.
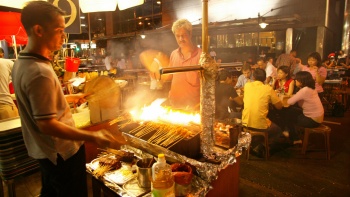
<box><xmin>37</xmin><ymin>144</ymin><xmax>87</xmax><ymax>197</ymax></box>
<box><xmin>283</xmin><ymin>106</ymin><xmax>321</xmax><ymax>140</ymax></box>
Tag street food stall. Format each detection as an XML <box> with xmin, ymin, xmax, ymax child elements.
<box><xmin>0</xmin><ymin>1</ymin><xmax>251</xmax><ymax>196</ymax></box>
<box><xmin>84</xmin><ymin>1</ymin><xmax>250</xmax><ymax>196</ymax></box>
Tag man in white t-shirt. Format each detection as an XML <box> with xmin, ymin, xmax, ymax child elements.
<box><xmin>0</xmin><ymin>47</ymin><xmax>19</xmax><ymax>120</ymax></box>
<box><xmin>257</xmin><ymin>57</ymin><xmax>276</xmax><ymax>86</ymax></box>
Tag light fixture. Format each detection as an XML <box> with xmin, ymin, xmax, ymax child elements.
<box><xmin>156</xmin><ymin>1</ymin><xmax>161</xmax><ymax>4</ymax></box>
<box><xmin>79</xmin><ymin>0</ymin><xmax>144</xmax><ymax>13</ymax></box>
<box><xmin>118</xmin><ymin>0</ymin><xmax>144</xmax><ymax>10</ymax></box>
<box><xmin>258</xmin><ymin>13</ymin><xmax>269</xmax><ymax>29</ymax></box>
<box><xmin>140</xmin><ymin>34</ymin><xmax>146</xmax><ymax>39</ymax></box>
<box><xmin>79</xmin><ymin>0</ymin><xmax>118</xmax><ymax>13</ymax></box>
<box><xmin>259</xmin><ymin>21</ymin><xmax>268</xmax><ymax>29</ymax></box>
<box><xmin>0</xmin><ymin>0</ymin><xmax>47</xmax><ymax>9</ymax></box>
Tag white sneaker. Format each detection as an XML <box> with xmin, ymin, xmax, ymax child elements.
<box><xmin>282</xmin><ymin>131</ymin><xmax>289</xmax><ymax>138</ymax></box>
<box><xmin>293</xmin><ymin>140</ymin><xmax>302</xmax><ymax>145</ymax></box>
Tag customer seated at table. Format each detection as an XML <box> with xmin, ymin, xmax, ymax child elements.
<box><xmin>273</xmin><ymin>66</ymin><xmax>295</xmax><ymax>96</ymax></box>
<box><xmin>242</xmin><ymin>68</ymin><xmax>283</xmax><ymax>155</ymax></box>
<box><xmin>282</xmin><ymin>71</ymin><xmax>324</xmax><ymax>144</ymax></box>
<box><xmin>256</xmin><ymin>57</ymin><xmax>276</xmax><ymax>86</ymax></box>
<box><xmin>300</xmin><ymin>52</ymin><xmax>327</xmax><ymax>98</ymax></box>
<box><xmin>215</xmin><ymin>70</ymin><xmax>243</xmax><ymax>120</ymax></box>
<box><xmin>234</xmin><ymin>64</ymin><xmax>254</xmax><ymax>90</ymax></box>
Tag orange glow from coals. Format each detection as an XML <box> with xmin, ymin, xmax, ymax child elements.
<box><xmin>129</xmin><ymin>99</ymin><xmax>200</xmax><ymax>125</ymax></box>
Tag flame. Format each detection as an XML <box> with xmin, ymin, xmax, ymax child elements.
<box><xmin>129</xmin><ymin>98</ymin><xmax>200</xmax><ymax>125</ymax></box>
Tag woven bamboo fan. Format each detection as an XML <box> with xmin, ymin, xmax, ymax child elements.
<box><xmin>84</xmin><ymin>76</ymin><xmax>121</xmax><ymax>108</ymax></box>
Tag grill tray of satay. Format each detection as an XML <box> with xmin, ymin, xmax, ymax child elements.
<box><xmin>112</xmin><ymin>111</ymin><xmax>202</xmax><ymax>160</ymax></box>
<box><xmin>120</xmin><ymin>121</ymin><xmax>201</xmax><ymax>160</ymax></box>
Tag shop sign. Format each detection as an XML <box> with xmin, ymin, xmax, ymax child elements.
<box><xmin>49</xmin><ymin>0</ymin><xmax>81</xmax><ymax>34</ymax></box>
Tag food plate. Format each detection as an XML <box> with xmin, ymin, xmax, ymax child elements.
<box><xmin>123</xmin><ymin>177</ymin><xmax>151</xmax><ymax>197</ymax></box>
<box><xmin>104</xmin><ymin>165</ymin><xmax>136</xmax><ymax>185</ymax></box>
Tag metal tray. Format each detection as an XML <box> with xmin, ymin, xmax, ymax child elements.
<box><xmin>123</xmin><ymin>177</ymin><xmax>150</xmax><ymax>197</ymax></box>
<box><xmin>104</xmin><ymin>165</ymin><xmax>136</xmax><ymax>185</ymax></box>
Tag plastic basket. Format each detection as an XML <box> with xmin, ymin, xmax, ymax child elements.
<box><xmin>65</xmin><ymin>57</ymin><xmax>81</xmax><ymax>72</ymax></box>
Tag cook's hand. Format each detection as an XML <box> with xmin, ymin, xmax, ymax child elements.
<box><xmin>94</xmin><ymin>129</ymin><xmax>128</xmax><ymax>148</ymax></box>
<box><xmin>65</xmin><ymin>93</ymin><xmax>90</xmax><ymax>106</ymax></box>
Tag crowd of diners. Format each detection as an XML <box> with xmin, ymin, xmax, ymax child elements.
<box><xmin>214</xmin><ymin>51</ymin><xmax>336</xmax><ymax>156</ymax></box>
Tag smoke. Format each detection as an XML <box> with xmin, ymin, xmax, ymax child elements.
<box><xmin>123</xmin><ymin>85</ymin><xmax>168</xmax><ymax>111</ymax></box>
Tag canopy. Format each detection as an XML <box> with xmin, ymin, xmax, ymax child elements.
<box><xmin>0</xmin><ymin>12</ymin><xmax>28</xmax><ymax>45</ymax></box>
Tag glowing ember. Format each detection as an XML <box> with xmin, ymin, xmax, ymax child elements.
<box><xmin>129</xmin><ymin>99</ymin><xmax>200</xmax><ymax>125</ymax></box>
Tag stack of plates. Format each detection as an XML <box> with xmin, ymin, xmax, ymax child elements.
<box><xmin>0</xmin><ymin>128</ymin><xmax>39</xmax><ymax>182</ymax></box>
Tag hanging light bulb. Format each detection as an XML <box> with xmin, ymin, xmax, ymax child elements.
<box><xmin>259</xmin><ymin>17</ymin><xmax>268</xmax><ymax>29</ymax></box>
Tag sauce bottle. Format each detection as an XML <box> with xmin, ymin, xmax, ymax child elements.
<box><xmin>151</xmin><ymin>154</ymin><xmax>175</xmax><ymax>197</ymax></box>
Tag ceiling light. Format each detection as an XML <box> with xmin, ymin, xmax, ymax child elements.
<box><xmin>156</xmin><ymin>1</ymin><xmax>161</xmax><ymax>4</ymax></box>
<box><xmin>140</xmin><ymin>34</ymin><xmax>146</xmax><ymax>39</ymax></box>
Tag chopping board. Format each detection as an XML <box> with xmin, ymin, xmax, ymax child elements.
<box><xmin>84</xmin><ymin>76</ymin><xmax>121</xmax><ymax>109</ymax></box>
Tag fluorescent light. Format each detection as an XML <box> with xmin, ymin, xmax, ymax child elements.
<box><xmin>118</xmin><ymin>0</ymin><xmax>144</xmax><ymax>10</ymax></box>
<box><xmin>79</xmin><ymin>0</ymin><xmax>117</xmax><ymax>13</ymax></box>
<box><xmin>0</xmin><ymin>0</ymin><xmax>47</xmax><ymax>9</ymax></box>
<box><xmin>79</xmin><ymin>0</ymin><xmax>144</xmax><ymax>13</ymax></box>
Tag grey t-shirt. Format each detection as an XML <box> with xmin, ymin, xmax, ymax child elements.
<box><xmin>0</xmin><ymin>58</ymin><xmax>15</xmax><ymax>105</ymax></box>
<box><xmin>12</xmin><ymin>53</ymin><xmax>83</xmax><ymax>165</ymax></box>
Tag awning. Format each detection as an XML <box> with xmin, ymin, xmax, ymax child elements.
<box><xmin>0</xmin><ymin>11</ymin><xmax>28</xmax><ymax>45</ymax></box>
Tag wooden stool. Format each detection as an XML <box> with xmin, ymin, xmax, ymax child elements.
<box><xmin>301</xmin><ymin>124</ymin><xmax>331</xmax><ymax>160</ymax></box>
<box><xmin>244</xmin><ymin>128</ymin><xmax>269</xmax><ymax>160</ymax></box>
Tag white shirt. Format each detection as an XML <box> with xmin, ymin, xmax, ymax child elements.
<box><xmin>117</xmin><ymin>59</ymin><xmax>126</xmax><ymax>69</ymax></box>
<box><xmin>265</xmin><ymin>62</ymin><xmax>276</xmax><ymax>85</ymax></box>
<box><xmin>104</xmin><ymin>56</ymin><xmax>112</xmax><ymax>70</ymax></box>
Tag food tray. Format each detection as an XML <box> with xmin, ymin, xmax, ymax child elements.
<box><xmin>86</xmin><ymin>155</ymin><xmax>137</xmax><ymax>185</ymax></box>
<box><xmin>104</xmin><ymin>165</ymin><xmax>136</xmax><ymax>185</ymax></box>
<box><xmin>123</xmin><ymin>177</ymin><xmax>150</xmax><ymax>197</ymax></box>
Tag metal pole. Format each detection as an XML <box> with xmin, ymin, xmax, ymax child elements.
<box><xmin>88</xmin><ymin>13</ymin><xmax>92</xmax><ymax>55</ymax></box>
<box><xmin>201</xmin><ymin>0</ymin><xmax>209</xmax><ymax>53</ymax></box>
<box><xmin>257</xmin><ymin>13</ymin><xmax>260</xmax><ymax>56</ymax></box>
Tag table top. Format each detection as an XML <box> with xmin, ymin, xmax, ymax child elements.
<box><xmin>324</xmin><ymin>79</ymin><xmax>342</xmax><ymax>84</ymax></box>
<box><xmin>0</xmin><ymin>111</ymin><xmax>91</xmax><ymax>132</ymax></box>
<box><xmin>123</xmin><ymin>69</ymin><xmax>148</xmax><ymax>73</ymax></box>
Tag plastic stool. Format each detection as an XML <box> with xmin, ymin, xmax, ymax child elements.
<box><xmin>244</xmin><ymin>128</ymin><xmax>269</xmax><ymax>160</ymax></box>
<box><xmin>301</xmin><ymin>124</ymin><xmax>331</xmax><ymax>160</ymax></box>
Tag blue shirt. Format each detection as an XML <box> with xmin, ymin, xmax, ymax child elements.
<box><xmin>234</xmin><ymin>74</ymin><xmax>254</xmax><ymax>88</ymax></box>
